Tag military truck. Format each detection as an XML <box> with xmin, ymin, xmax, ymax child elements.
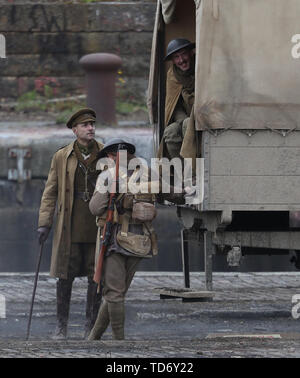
<box><xmin>148</xmin><ymin>0</ymin><xmax>300</xmax><ymax>291</ymax></box>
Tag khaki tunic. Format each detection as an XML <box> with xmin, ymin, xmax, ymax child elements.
<box><xmin>71</xmin><ymin>143</ymin><xmax>99</xmax><ymax>243</ymax></box>
<box><xmin>38</xmin><ymin>140</ymin><xmax>104</xmax><ymax>279</ymax></box>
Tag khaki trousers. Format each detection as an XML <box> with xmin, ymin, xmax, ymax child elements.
<box><xmin>102</xmin><ymin>253</ymin><xmax>141</xmax><ymax>303</ymax></box>
<box><xmin>67</xmin><ymin>242</ymin><xmax>96</xmax><ymax>279</ymax></box>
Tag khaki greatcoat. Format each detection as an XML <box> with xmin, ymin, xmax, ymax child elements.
<box><xmin>157</xmin><ymin>66</ymin><xmax>196</xmax><ymax>160</ymax></box>
<box><xmin>38</xmin><ymin>140</ymin><xmax>104</xmax><ymax>279</ymax></box>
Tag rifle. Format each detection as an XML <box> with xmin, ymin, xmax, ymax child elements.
<box><xmin>93</xmin><ymin>144</ymin><xmax>122</xmax><ymax>287</ymax></box>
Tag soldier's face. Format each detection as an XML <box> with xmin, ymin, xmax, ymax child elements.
<box><xmin>107</xmin><ymin>151</ymin><xmax>117</xmax><ymax>161</ymax></box>
<box><xmin>171</xmin><ymin>48</ymin><xmax>193</xmax><ymax>72</ymax></box>
<box><xmin>72</xmin><ymin>121</ymin><xmax>95</xmax><ymax>144</ymax></box>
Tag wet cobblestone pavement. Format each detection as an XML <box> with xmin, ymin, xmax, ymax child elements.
<box><xmin>1</xmin><ymin>272</ymin><xmax>300</xmax><ymax>358</ymax></box>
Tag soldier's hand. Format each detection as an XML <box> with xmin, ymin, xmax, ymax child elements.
<box><xmin>37</xmin><ymin>227</ymin><xmax>50</xmax><ymax>245</ymax></box>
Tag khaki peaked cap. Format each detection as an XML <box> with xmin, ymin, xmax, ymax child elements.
<box><xmin>66</xmin><ymin>108</ymin><xmax>96</xmax><ymax>129</ymax></box>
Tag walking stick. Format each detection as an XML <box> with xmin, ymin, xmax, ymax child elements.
<box><xmin>26</xmin><ymin>240</ymin><xmax>45</xmax><ymax>341</ymax></box>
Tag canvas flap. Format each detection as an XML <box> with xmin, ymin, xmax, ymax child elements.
<box><xmin>195</xmin><ymin>0</ymin><xmax>300</xmax><ymax>130</ymax></box>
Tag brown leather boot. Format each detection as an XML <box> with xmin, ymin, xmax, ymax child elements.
<box><xmin>108</xmin><ymin>301</ymin><xmax>125</xmax><ymax>340</ymax></box>
<box><xmin>87</xmin><ymin>300</ymin><xmax>110</xmax><ymax>340</ymax></box>
<box><xmin>84</xmin><ymin>278</ymin><xmax>102</xmax><ymax>338</ymax></box>
<box><xmin>52</xmin><ymin>278</ymin><xmax>73</xmax><ymax>340</ymax></box>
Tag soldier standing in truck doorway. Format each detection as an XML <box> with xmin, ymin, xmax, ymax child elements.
<box><xmin>158</xmin><ymin>38</ymin><xmax>195</xmax><ymax>159</ymax></box>
<box><xmin>37</xmin><ymin>108</ymin><xmax>104</xmax><ymax>339</ymax></box>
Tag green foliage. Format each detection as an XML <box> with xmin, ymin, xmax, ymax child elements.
<box><xmin>16</xmin><ymin>91</ymin><xmax>47</xmax><ymax>112</ymax></box>
<box><xmin>116</xmin><ymin>99</ymin><xmax>147</xmax><ymax>115</ymax></box>
<box><xmin>16</xmin><ymin>89</ymin><xmax>86</xmax><ymax>119</ymax></box>
<box><xmin>43</xmin><ymin>85</ymin><xmax>54</xmax><ymax>99</ymax></box>
<box><xmin>15</xmin><ymin>89</ymin><xmax>147</xmax><ymax>124</ymax></box>
<box><xmin>18</xmin><ymin>91</ymin><xmax>37</xmax><ymax>102</ymax></box>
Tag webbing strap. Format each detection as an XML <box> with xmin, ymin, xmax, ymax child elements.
<box><xmin>120</xmin><ymin>212</ymin><xmax>130</xmax><ymax>236</ymax></box>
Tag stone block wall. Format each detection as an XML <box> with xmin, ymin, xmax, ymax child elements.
<box><xmin>0</xmin><ymin>0</ymin><xmax>156</xmax><ymax>103</ymax></box>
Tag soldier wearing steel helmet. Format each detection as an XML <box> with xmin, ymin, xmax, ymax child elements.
<box><xmin>88</xmin><ymin>138</ymin><xmax>158</xmax><ymax>341</ymax></box>
<box><xmin>37</xmin><ymin>108</ymin><xmax>104</xmax><ymax>339</ymax></box>
<box><xmin>158</xmin><ymin>38</ymin><xmax>196</xmax><ymax>159</ymax></box>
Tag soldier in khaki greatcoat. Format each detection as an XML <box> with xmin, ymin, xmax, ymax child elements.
<box><xmin>37</xmin><ymin>108</ymin><xmax>104</xmax><ymax>339</ymax></box>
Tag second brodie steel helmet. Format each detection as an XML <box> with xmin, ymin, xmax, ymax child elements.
<box><xmin>164</xmin><ymin>38</ymin><xmax>195</xmax><ymax>61</ymax></box>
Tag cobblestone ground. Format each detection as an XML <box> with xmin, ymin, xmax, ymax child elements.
<box><xmin>1</xmin><ymin>272</ymin><xmax>300</xmax><ymax>358</ymax></box>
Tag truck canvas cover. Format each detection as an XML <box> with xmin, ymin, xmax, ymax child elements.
<box><xmin>148</xmin><ymin>0</ymin><xmax>300</xmax><ymax>131</ymax></box>
<box><xmin>195</xmin><ymin>0</ymin><xmax>300</xmax><ymax>130</ymax></box>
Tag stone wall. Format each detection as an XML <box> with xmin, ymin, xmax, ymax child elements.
<box><xmin>0</xmin><ymin>1</ymin><xmax>156</xmax><ymax>103</ymax></box>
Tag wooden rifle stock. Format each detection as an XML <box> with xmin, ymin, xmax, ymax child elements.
<box><xmin>93</xmin><ymin>147</ymin><xmax>121</xmax><ymax>286</ymax></box>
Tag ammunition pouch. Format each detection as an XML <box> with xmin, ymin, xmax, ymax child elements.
<box><xmin>132</xmin><ymin>202</ymin><xmax>157</xmax><ymax>222</ymax></box>
<box><xmin>96</xmin><ymin>190</ymin><xmax>158</xmax><ymax>257</ymax></box>
<box><xmin>132</xmin><ymin>193</ymin><xmax>157</xmax><ymax>222</ymax></box>
<box><xmin>117</xmin><ymin>213</ymin><xmax>158</xmax><ymax>257</ymax></box>
<box><xmin>117</xmin><ymin>230</ymin><xmax>151</xmax><ymax>257</ymax></box>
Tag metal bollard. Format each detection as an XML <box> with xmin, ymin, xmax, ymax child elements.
<box><xmin>79</xmin><ymin>53</ymin><xmax>122</xmax><ymax>125</ymax></box>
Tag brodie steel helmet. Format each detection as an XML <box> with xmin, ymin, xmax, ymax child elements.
<box><xmin>97</xmin><ymin>138</ymin><xmax>136</xmax><ymax>159</ymax></box>
<box><xmin>164</xmin><ymin>38</ymin><xmax>195</xmax><ymax>61</ymax></box>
